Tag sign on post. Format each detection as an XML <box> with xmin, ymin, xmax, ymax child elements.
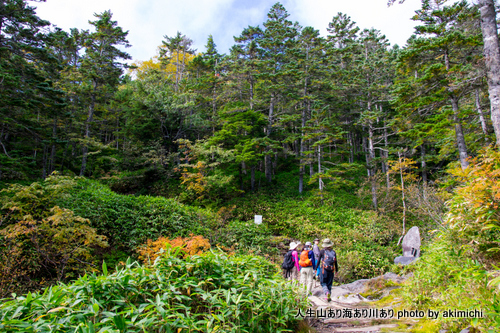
<box><xmin>254</xmin><ymin>215</ymin><xmax>262</xmax><ymax>225</ymax></box>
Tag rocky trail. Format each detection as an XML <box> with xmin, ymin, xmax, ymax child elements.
<box><xmin>304</xmin><ymin>273</ymin><xmax>410</xmax><ymax>333</ymax></box>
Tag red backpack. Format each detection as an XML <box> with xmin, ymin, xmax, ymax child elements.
<box><xmin>299</xmin><ymin>250</ymin><xmax>312</xmax><ymax>267</ymax></box>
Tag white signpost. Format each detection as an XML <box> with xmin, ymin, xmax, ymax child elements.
<box><xmin>254</xmin><ymin>215</ymin><xmax>262</xmax><ymax>225</ymax></box>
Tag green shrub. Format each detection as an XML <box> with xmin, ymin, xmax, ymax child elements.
<box><xmin>0</xmin><ymin>176</ymin><xmax>108</xmax><ymax>297</ymax></box>
<box><xmin>214</xmin><ymin>219</ymin><xmax>277</xmax><ymax>256</ymax></box>
<box><xmin>56</xmin><ymin>178</ymin><xmax>217</xmax><ymax>250</ymax></box>
<box><xmin>0</xmin><ymin>251</ymin><xmax>306</xmax><ymax>333</ymax></box>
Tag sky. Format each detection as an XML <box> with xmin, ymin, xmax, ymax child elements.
<box><xmin>33</xmin><ymin>0</ymin><xmax>423</xmax><ymax>63</ymax></box>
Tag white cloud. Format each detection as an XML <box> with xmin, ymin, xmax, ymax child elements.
<box><xmin>33</xmin><ymin>0</ymin><xmax>423</xmax><ymax>62</ymax></box>
<box><xmin>286</xmin><ymin>0</ymin><xmax>422</xmax><ymax>47</ymax></box>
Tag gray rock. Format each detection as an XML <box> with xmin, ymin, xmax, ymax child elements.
<box><xmin>341</xmin><ymin>279</ymin><xmax>370</xmax><ymax>293</ymax></box>
<box><xmin>439</xmin><ymin>330</ymin><xmax>449</xmax><ymax>333</ymax></box>
<box><xmin>394</xmin><ymin>256</ymin><xmax>418</xmax><ymax>265</ymax></box>
<box><xmin>402</xmin><ymin>226</ymin><xmax>421</xmax><ymax>257</ymax></box>
<box><xmin>459</xmin><ymin>327</ymin><xmax>471</xmax><ymax>333</ymax></box>
<box><xmin>383</xmin><ymin>272</ymin><xmax>406</xmax><ymax>283</ymax></box>
<box><xmin>329</xmin><ymin>287</ymin><xmax>350</xmax><ymax>299</ymax></box>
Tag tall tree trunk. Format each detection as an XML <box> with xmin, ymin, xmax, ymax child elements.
<box><xmin>368</xmin><ymin>121</ymin><xmax>378</xmax><ymax>210</ymax></box>
<box><xmin>479</xmin><ymin>0</ymin><xmax>500</xmax><ymax>147</ymax></box>
<box><xmin>450</xmin><ymin>96</ymin><xmax>469</xmax><ymax>169</ymax></box>
<box><xmin>398</xmin><ymin>151</ymin><xmax>406</xmax><ymax>238</ymax></box>
<box><xmin>475</xmin><ymin>88</ymin><xmax>489</xmax><ymax>139</ymax></box>
<box><xmin>383</xmin><ymin>123</ymin><xmax>390</xmax><ymax>193</ymax></box>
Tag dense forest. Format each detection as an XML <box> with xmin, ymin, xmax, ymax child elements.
<box><xmin>1</xmin><ymin>0</ymin><xmax>500</xmax><ymax>332</ymax></box>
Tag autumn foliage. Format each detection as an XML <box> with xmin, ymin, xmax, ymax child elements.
<box><xmin>446</xmin><ymin>147</ymin><xmax>500</xmax><ymax>250</ymax></box>
<box><xmin>137</xmin><ymin>234</ymin><xmax>211</xmax><ymax>263</ymax></box>
<box><xmin>0</xmin><ymin>176</ymin><xmax>108</xmax><ymax>297</ymax></box>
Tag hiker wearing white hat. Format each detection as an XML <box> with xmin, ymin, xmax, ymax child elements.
<box><xmin>316</xmin><ymin>238</ymin><xmax>338</xmax><ymax>302</ymax></box>
<box><xmin>281</xmin><ymin>241</ymin><xmax>301</xmax><ymax>281</ymax></box>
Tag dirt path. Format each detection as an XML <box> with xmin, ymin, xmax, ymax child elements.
<box><xmin>304</xmin><ymin>273</ymin><xmax>409</xmax><ymax>333</ymax></box>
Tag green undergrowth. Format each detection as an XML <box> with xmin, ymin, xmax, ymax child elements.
<box><xmin>224</xmin><ymin>183</ymin><xmax>401</xmax><ymax>282</ymax></box>
<box><xmin>0</xmin><ymin>250</ymin><xmax>305</xmax><ymax>333</ymax></box>
<box><xmin>399</xmin><ymin>230</ymin><xmax>497</xmax><ymax>332</ymax></box>
<box><xmin>55</xmin><ymin>178</ymin><xmax>216</xmax><ymax>251</ymax></box>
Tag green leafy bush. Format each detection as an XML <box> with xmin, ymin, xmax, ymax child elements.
<box><xmin>0</xmin><ymin>176</ymin><xmax>108</xmax><ymax>297</ymax></box>
<box><xmin>0</xmin><ymin>251</ymin><xmax>306</xmax><ymax>333</ymax></box>
<box><xmin>56</xmin><ymin>178</ymin><xmax>217</xmax><ymax>250</ymax></box>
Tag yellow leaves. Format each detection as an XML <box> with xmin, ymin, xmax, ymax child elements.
<box><xmin>445</xmin><ymin>147</ymin><xmax>500</xmax><ymax>241</ymax></box>
<box><xmin>180</xmin><ymin>161</ymin><xmax>208</xmax><ymax>197</ymax></box>
<box><xmin>387</xmin><ymin>155</ymin><xmax>418</xmax><ymax>191</ymax></box>
<box><xmin>129</xmin><ymin>49</ymin><xmax>195</xmax><ymax>80</ymax></box>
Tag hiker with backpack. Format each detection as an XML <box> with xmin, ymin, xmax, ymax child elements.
<box><xmin>299</xmin><ymin>241</ymin><xmax>316</xmax><ymax>294</ymax></box>
<box><xmin>312</xmin><ymin>238</ymin><xmax>321</xmax><ymax>279</ymax></box>
<box><xmin>317</xmin><ymin>238</ymin><xmax>338</xmax><ymax>302</ymax></box>
<box><xmin>282</xmin><ymin>241</ymin><xmax>301</xmax><ymax>281</ymax></box>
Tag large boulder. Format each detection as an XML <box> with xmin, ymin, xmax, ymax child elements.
<box><xmin>402</xmin><ymin>226</ymin><xmax>421</xmax><ymax>257</ymax></box>
<box><xmin>394</xmin><ymin>226</ymin><xmax>421</xmax><ymax>265</ymax></box>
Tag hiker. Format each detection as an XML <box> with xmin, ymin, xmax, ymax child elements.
<box><xmin>282</xmin><ymin>241</ymin><xmax>301</xmax><ymax>281</ymax></box>
<box><xmin>317</xmin><ymin>238</ymin><xmax>338</xmax><ymax>302</ymax></box>
<box><xmin>312</xmin><ymin>238</ymin><xmax>321</xmax><ymax>279</ymax></box>
<box><xmin>299</xmin><ymin>241</ymin><xmax>316</xmax><ymax>294</ymax></box>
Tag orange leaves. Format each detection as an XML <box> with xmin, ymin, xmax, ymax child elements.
<box><xmin>137</xmin><ymin>234</ymin><xmax>210</xmax><ymax>263</ymax></box>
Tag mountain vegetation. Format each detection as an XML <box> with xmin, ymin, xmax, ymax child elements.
<box><xmin>1</xmin><ymin>0</ymin><xmax>500</xmax><ymax>331</ymax></box>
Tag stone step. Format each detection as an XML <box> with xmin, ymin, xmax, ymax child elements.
<box><xmin>309</xmin><ymin>296</ymin><xmax>329</xmax><ymax>307</ymax></box>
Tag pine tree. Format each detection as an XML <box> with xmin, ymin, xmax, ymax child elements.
<box><xmin>79</xmin><ymin>10</ymin><xmax>131</xmax><ymax>176</ymax></box>
<box><xmin>0</xmin><ymin>0</ymin><xmax>64</xmax><ymax>179</ymax></box>
<box><xmin>258</xmin><ymin>3</ymin><xmax>300</xmax><ymax>183</ymax></box>
<box><xmin>393</xmin><ymin>0</ymin><xmax>483</xmax><ymax>170</ymax></box>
